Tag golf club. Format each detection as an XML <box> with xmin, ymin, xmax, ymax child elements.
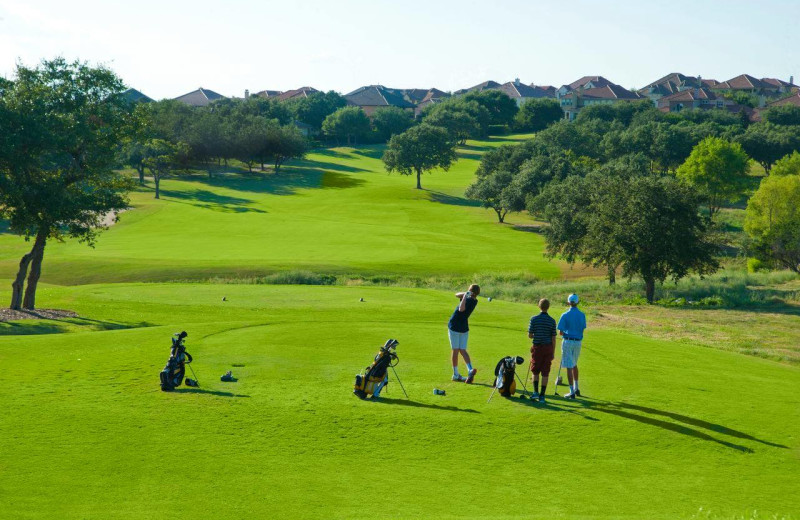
<box><xmin>514</xmin><ymin>372</ymin><xmax>529</xmax><ymax>398</ymax></box>
<box><xmin>486</xmin><ymin>383</ymin><xmax>498</xmax><ymax>403</ymax></box>
<box><xmin>523</xmin><ymin>359</ymin><xmax>531</xmax><ymax>397</ymax></box>
<box><xmin>390</xmin><ymin>365</ymin><xmax>409</xmax><ymax>399</ymax></box>
<box><xmin>187</xmin><ymin>362</ymin><xmax>200</xmax><ymax>386</ymax></box>
<box><xmin>553</xmin><ymin>359</ymin><xmax>563</xmax><ymax>396</ymax></box>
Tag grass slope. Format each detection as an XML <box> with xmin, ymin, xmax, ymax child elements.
<box><xmin>1</xmin><ymin>283</ymin><xmax>797</xmax><ymax>519</ymax></box>
<box><xmin>0</xmin><ymin>135</ymin><xmax>558</xmax><ymax>285</ymax></box>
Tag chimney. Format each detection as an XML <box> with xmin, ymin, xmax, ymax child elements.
<box><xmin>245</xmin><ymin>89</ymin><xmax>250</xmax><ymax>99</ymax></box>
<box><xmin>791</xmin><ymin>75</ymin><xmax>794</xmax><ymax>85</ymax></box>
<box><xmin>514</xmin><ymin>77</ymin><xmax>520</xmax><ymax>86</ymax></box>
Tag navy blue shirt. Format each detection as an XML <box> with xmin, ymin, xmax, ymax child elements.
<box><xmin>528</xmin><ymin>312</ymin><xmax>556</xmax><ymax>344</ymax></box>
<box><xmin>448</xmin><ymin>298</ymin><xmax>478</xmax><ymax>333</ymax></box>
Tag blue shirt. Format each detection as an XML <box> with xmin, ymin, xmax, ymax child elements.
<box><xmin>557</xmin><ymin>306</ymin><xmax>586</xmax><ymax>340</ymax></box>
<box><xmin>448</xmin><ymin>298</ymin><xmax>477</xmax><ymax>333</ymax></box>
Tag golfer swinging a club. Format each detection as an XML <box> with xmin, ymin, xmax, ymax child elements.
<box><xmin>558</xmin><ymin>293</ymin><xmax>587</xmax><ymax>399</ymax></box>
<box><xmin>448</xmin><ymin>284</ymin><xmax>480</xmax><ymax>384</ymax></box>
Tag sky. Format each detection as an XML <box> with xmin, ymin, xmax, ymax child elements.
<box><xmin>1</xmin><ymin>0</ymin><xmax>798</xmax><ymax>100</ymax></box>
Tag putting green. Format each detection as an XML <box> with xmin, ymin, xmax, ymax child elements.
<box><xmin>0</xmin><ymin>135</ymin><xmax>559</xmax><ymax>285</ymax></box>
<box><xmin>1</xmin><ymin>283</ymin><xmax>797</xmax><ymax>519</ymax></box>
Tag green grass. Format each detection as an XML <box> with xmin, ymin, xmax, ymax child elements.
<box><xmin>0</xmin><ymin>283</ymin><xmax>797</xmax><ymax>519</ymax></box>
<box><xmin>0</xmin><ymin>134</ymin><xmax>556</xmax><ymax>285</ymax></box>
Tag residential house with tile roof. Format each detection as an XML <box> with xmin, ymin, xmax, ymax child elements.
<box><xmin>494</xmin><ymin>79</ymin><xmax>555</xmax><ymax>106</ymax></box>
<box><xmin>254</xmin><ymin>89</ymin><xmax>283</xmax><ymax>98</ymax></box>
<box><xmin>413</xmin><ymin>88</ymin><xmax>450</xmax><ymax>117</ymax></box>
<box><xmin>345</xmin><ymin>85</ymin><xmax>415</xmax><ymax>117</ymax></box>
<box><xmin>556</xmin><ymin>76</ymin><xmax>615</xmax><ymax>97</ymax></box>
<box><xmin>558</xmin><ymin>80</ymin><xmax>643</xmax><ymax>121</ymax></box>
<box><xmin>638</xmin><ymin>73</ymin><xmax>703</xmax><ymax>103</ymax></box>
<box><xmin>174</xmin><ymin>87</ymin><xmax>226</xmax><ymax>107</ymax></box>
<box><xmin>656</xmin><ymin>87</ymin><xmax>733</xmax><ymax>112</ymax></box>
<box><xmin>276</xmin><ymin>87</ymin><xmax>319</xmax><ymax>102</ymax></box>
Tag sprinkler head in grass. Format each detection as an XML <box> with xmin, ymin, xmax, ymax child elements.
<box><xmin>222</xmin><ymin>296</ymin><xmax>227</xmax><ymax>301</ymax></box>
<box><xmin>359</xmin><ymin>298</ymin><xmax>364</xmax><ymax>302</ymax></box>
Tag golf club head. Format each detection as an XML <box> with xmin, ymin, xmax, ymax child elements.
<box><xmin>514</xmin><ymin>356</ymin><xmax>524</xmax><ymax>365</ymax></box>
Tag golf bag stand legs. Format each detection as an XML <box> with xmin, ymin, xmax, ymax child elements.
<box><xmin>390</xmin><ymin>366</ymin><xmax>409</xmax><ymax>399</ymax></box>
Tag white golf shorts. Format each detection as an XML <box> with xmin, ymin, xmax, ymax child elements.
<box><xmin>561</xmin><ymin>339</ymin><xmax>582</xmax><ymax>369</ymax></box>
<box><xmin>448</xmin><ymin>329</ymin><xmax>469</xmax><ymax>350</ymax></box>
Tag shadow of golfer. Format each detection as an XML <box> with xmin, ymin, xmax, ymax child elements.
<box><xmin>613</xmin><ymin>402</ymin><xmax>788</xmax><ymax>449</ymax></box>
<box><xmin>174</xmin><ymin>388</ymin><xmax>250</xmax><ymax>398</ymax></box>
<box><xmin>562</xmin><ymin>399</ymin><xmax>761</xmax><ymax>452</ymax></box>
<box><xmin>372</xmin><ymin>397</ymin><xmax>480</xmax><ymax>414</ymax></box>
<box><xmin>506</xmin><ymin>394</ymin><xmax>600</xmax><ymax>421</ymax></box>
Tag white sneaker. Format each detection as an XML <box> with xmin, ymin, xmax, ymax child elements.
<box><xmin>452</xmin><ymin>375</ymin><xmax>466</xmax><ymax>382</ymax></box>
<box><xmin>529</xmin><ymin>391</ymin><xmax>540</xmax><ymax>400</ymax></box>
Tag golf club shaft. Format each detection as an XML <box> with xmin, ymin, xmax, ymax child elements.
<box><xmin>188</xmin><ymin>363</ymin><xmax>199</xmax><ymax>384</ymax></box>
<box><xmin>487</xmin><ymin>383</ymin><xmax>498</xmax><ymax>403</ymax></box>
<box><xmin>553</xmin><ymin>359</ymin><xmax>562</xmax><ymax>396</ymax></box>
<box><xmin>514</xmin><ymin>372</ymin><xmax>529</xmax><ymax>396</ymax></box>
<box><xmin>390</xmin><ymin>366</ymin><xmax>409</xmax><ymax>399</ymax></box>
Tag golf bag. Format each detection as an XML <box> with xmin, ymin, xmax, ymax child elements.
<box><xmin>354</xmin><ymin>339</ymin><xmax>399</xmax><ymax>399</ymax></box>
<box><xmin>159</xmin><ymin>331</ymin><xmax>192</xmax><ymax>391</ymax></box>
<box><xmin>493</xmin><ymin>356</ymin><xmax>524</xmax><ymax>396</ymax></box>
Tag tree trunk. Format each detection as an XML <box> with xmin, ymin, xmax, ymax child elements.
<box><xmin>416</xmin><ymin>168</ymin><xmax>422</xmax><ymax>190</ymax></box>
<box><xmin>154</xmin><ymin>175</ymin><xmax>160</xmax><ymax>199</ymax></box>
<box><xmin>495</xmin><ymin>208</ymin><xmax>506</xmax><ymax>223</ymax></box>
<box><xmin>22</xmin><ymin>229</ymin><xmax>48</xmax><ymax>310</ymax></box>
<box><xmin>644</xmin><ymin>277</ymin><xmax>655</xmax><ymax>304</ymax></box>
<box><xmin>137</xmin><ymin>165</ymin><xmax>145</xmax><ymax>185</ymax></box>
<box><xmin>10</xmin><ymin>247</ymin><xmax>34</xmax><ymax>310</ymax></box>
<box><xmin>608</xmin><ymin>265</ymin><xmax>616</xmax><ymax>285</ymax></box>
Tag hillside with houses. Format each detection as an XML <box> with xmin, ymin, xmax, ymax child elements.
<box><xmin>123</xmin><ymin>72</ymin><xmax>799</xmax><ymax>129</ymax></box>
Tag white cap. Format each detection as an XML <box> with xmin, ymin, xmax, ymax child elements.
<box><xmin>568</xmin><ymin>293</ymin><xmax>579</xmax><ymax>304</ymax></box>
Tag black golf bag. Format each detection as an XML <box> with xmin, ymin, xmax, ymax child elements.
<box><xmin>354</xmin><ymin>339</ymin><xmax>399</xmax><ymax>399</ymax></box>
<box><xmin>493</xmin><ymin>356</ymin><xmax>524</xmax><ymax>396</ymax></box>
<box><xmin>160</xmin><ymin>331</ymin><xmax>192</xmax><ymax>391</ymax></box>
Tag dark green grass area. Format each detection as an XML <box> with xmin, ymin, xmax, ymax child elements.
<box><xmin>0</xmin><ymin>284</ymin><xmax>798</xmax><ymax>519</ymax></box>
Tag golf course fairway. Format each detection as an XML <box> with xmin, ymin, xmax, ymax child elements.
<box><xmin>1</xmin><ymin>283</ymin><xmax>797</xmax><ymax>519</ymax></box>
<box><xmin>0</xmin><ymin>136</ymin><xmax>559</xmax><ymax>285</ymax></box>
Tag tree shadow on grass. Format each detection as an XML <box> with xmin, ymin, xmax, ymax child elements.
<box><xmin>427</xmin><ymin>190</ymin><xmax>481</xmax><ymax>208</ymax></box>
<box><xmin>350</xmin><ymin>147</ymin><xmax>384</xmax><ymax>160</ymax></box>
<box><xmin>0</xmin><ymin>317</ymin><xmax>153</xmax><ymax>336</ymax></box>
<box><xmin>159</xmin><ymin>188</ymin><xmax>266</xmax><ymax>214</ymax></box>
<box><xmin>174</xmin><ymin>388</ymin><xmax>250</xmax><ymax>398</ymax></box>
<box><xmin>371</xmin><ymin>397</ymin><xmax>480</xmax><ymax>414</ymax></box>
<box><xmin>562</xmin><ymin>398</ymin><xmax>785</xmax><ymax>452</ymax></box>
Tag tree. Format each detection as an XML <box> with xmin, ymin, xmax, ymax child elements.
<box><xmin>532</xmin><ymin>173</ymin><xmax>718</xmax><ymax>301</ymax></box>
<box><xmin>425</xmin><ymin>106</ymin><xmax>480</xmax><ymax>145</ymax></box>
<box><xmin>285</xmin><ymin>91</ymin><xmax>347</xmax><ymax>130</ymax></box>
<box><xmin>265</xmin><ymin>124</ymin><xmax>308</xmax><ymax>171</ymax></box>
<box><xmin>514</xmin><ymin>98</ymin><xmax>563</xmax><ymax>132</ymax></box>
<box><xmin>676</xmin><ymin>137</ymin><xmax>750</xmax><ymax>219</ymax></box>
<box><xmin>235</xmin><ymin>116</ymin><xmax>275</xmax><ymax>172</ymax></box>
<box><xmin>465</xmin><ymin>170</ymin><xmax>514</xmax><ymax>222</ymax></box>
<box><xmin>762</xmin><ymin>105</ymin><xmax>800</xmax><ymax>126</ymax></box>
<box><xmin>322</xmin><ymin>106</ymin><xmax>371</xmax><ymax>145</ymax></box>
<box><xmin>772</xmin><ymin>151</ymin><xmax>800</xmax><ymax>177</ymax></box>
<box><xmin>463</xmin><ymin>90</ymin><xmax>518</xmax><ymax>128</ymax></box>
<box><xmin>143</xmin><ymin>139</ymin><xmax>189</xmax><ymax>199</ymax></box>
<box><xmin>372</xmin><ymin>106</ymin><xmax>413</xmax><ymax>141</ymax></box>
<box><xmin>120</xmin><ymin>139</ymin><xmax>149</xmax><ymax>184</ymax></box>
<box><xmin>745</xmin><ymin>174</ymin><xmax>800</xmax><ymax>272</ymax></box>
<box><xmin>382</xmin><ymin>124</ymin><xmax>457</xmax><ymax>189</ymax></box>
<box><xmin>735</xmin><ymin>122</ymin><xmax>800</xmax><ymax>174</ymax></box>
<box><xmin>0</xmin><ymin>58</ymin><xmax>135</xmax><ymax>310</ymax></box>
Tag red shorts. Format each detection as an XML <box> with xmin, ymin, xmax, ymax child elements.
<box><xmin>530</xmin><ymin>343</ymin><xmax>555</xmax><ymax>376</ymax></box>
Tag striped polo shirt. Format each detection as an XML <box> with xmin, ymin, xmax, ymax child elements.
<box><xmin>528</xmin><ymin>312</ymin><xmax>556</xmax><ymax>344</ymax></box>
